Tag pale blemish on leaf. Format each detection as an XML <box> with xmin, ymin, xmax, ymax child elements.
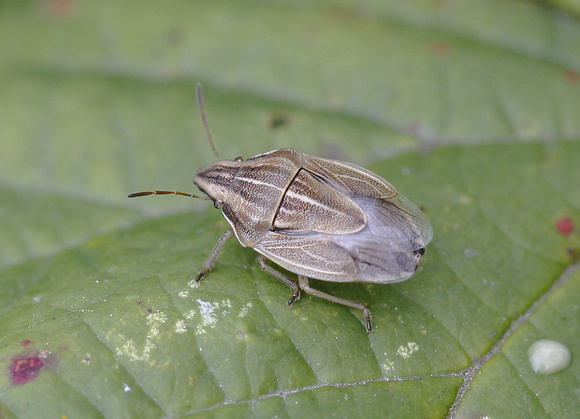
<box><xmin>220</xmin><ymin>299</ymin><xmax>233</xmax><ymax>317</ymax></box>
<box><xmin>178</xmin><ymin>291</ymin><xmax>189</xmax><ymax>298</ymax></box>
<box><xmin>185</xmin><ymin>299</ymin><xmax>250</xmax><ymax>335</ymax></box>
<box><xmin>458</xmin><ymin>195</ymin><xmax>472</xmax><ymax>205</ymax></box>
<box><xmin>197</xmin><ymin>299</ymin><xmax>218</xmax><ymax>325</ymax></box>
<box><xmin>192</xmin><ymin>299</ymin><xmax>219</xmax><ymax>335</ymax></box>
<box><xmin>397</xmin><ymin>342</ymin><xmax>419</xmax><ymax>359</ymax></box>
<box><xmin>175</xmin><ymin>319</ymin><xmax>187</xmax><ymax>333</ymax></box>
<box><xmin>238</xmin><ymin>302</ymin><xmax>253</xmax><ymax>317</ymax></box>
<box><xmin>116</xmin><ymin>311</ymin><xmax>167</xmax><ymax>362</ymax></box>
<box><xmin>381</xmin><ymin>359</ymin><xmax>395</xmax><ymax>373</ymax></box>
<box><xmin>117</xmin><ymin>339</ymin><xmax>140</xmax><ymax>359</ymax></box>
<box><xmin>146</xmin><ymin>312</ymin><xmax>167</xmax><ymax>338</ymax></box>
<box><xmin>464</xmin><ymin>248</ymin><xmax>477</xmax><ymax>258</ymax></box>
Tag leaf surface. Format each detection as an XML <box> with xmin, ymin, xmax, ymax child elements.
<box><xmin>0</xmin><ymin>1</ymin><xmax>579</xmax><ymax>418</ymax></box>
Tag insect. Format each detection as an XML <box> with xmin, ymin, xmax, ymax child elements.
<box><xmin>129</xmin><ymin>83</ymin><xmax>433</xmax><ymax>332</ymax></box>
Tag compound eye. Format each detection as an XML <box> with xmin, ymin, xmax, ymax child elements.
<box><xmin>213</xmin><ymin>199</ymin><xmax>223</xmax><ymax>209</ymax></box>
<box><xmin>414</xmin><ymin>248</ymin><xmax>426</xmax><ymax>256</ymax></box>
<box><xmin>235</xmin><ymin>156</ymin><xmax>243</xmax><ymax>162</ymax></box>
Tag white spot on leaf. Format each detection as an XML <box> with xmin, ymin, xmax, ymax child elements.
<box><xmin>528</xmin><ymin>339</ymin><xmax>571</xmax><ymax>375</ymax></box>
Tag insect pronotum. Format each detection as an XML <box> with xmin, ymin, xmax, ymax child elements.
<box><xmin>129</xmin><ymin>83</ymin><xmax>433</xmax><ymax>332</ymax></box>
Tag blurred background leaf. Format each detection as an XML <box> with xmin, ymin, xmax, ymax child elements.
<box><xmin>0</xmin><ymin>0</ymin><xmax>578</xmax><ymax>418</ymax></box>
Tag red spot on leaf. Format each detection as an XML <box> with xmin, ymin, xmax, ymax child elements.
<box><xmin>566</xmin><ymin>70</ymin><xmax>579</xmax><ymax>83</ymax></box>
<box><xmin>47</xmin><ymin>0</ymin><xmax>76</xmax><ymax>16</ymax></box>
<box><xmin>12</xmin><ymin>358</ymin><xmax>44</xmax><ymax>385</ymax></box>
<box><xmin>556</xmin><ymin>216</ymin><xmax>574</xmax><ymax>236</ymax></box>
<box><xmin>429</xmin><ymin>41</ymin><xmax>452</xmax><ymax>55</ymax></box>
<box><xmin>19</xmin><ymin>340</ymin><xmax>33</xmax><ymax>346</ymax></box>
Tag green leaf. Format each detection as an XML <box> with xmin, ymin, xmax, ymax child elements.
<box><xmin>1</xmin><ymin>1</ymin><xmax>579</xmax><ymax>418</ymax></box>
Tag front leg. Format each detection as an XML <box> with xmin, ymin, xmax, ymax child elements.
<box><xmin>195</xmin><ymin>229</ymin><xmax>234</xmax><ymax>282</ymax></box>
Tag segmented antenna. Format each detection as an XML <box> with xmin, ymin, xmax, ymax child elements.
<box><xmin>128</xmin><ymin>190</ymin><xmax>210</xmax><ymax>200</ymax></box>
<box><xmin>127</xmin><ymin>83</ymin><xmax>220</xmax><ymax>201</ymax></box>
<box><xmin>196</xmin><ymin>83</ymin><xmax>221</xmax><ymax>160</ymax></box>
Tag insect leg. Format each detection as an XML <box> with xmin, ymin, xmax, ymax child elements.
<box><xmin>196</xmin><ymin>229</ymin><xmax>234</xmax><ymax>282</ymax></box>
<box><xmin>297</xmin><ymin>276</ymin><xmax>373</xmax><ymax>333</ymax></box>
<box><xmin>256</xmin><ymin>256</ymin><xmax>301</xmax><ymax>305</ymax></box>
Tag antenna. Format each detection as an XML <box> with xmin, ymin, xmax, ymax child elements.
<box><xmin>127</xmin><ymin>83</ymin><xmax>220</xmax><ymax>201</ymax></box>
<box><xmin>196</xmin><ymin>83</ymin><xmax>221</xmax><ymax>160</ymax></box>
<box><xmin>128</xmin><ymin>190</ymin><xmax>210</xmax><ymax>200</ymax></box>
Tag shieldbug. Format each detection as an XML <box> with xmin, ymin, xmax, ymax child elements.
<box><xmin>129</xmin><ymin>84</ymin><xmax>433</xmax><ymax>332</ymax></box>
